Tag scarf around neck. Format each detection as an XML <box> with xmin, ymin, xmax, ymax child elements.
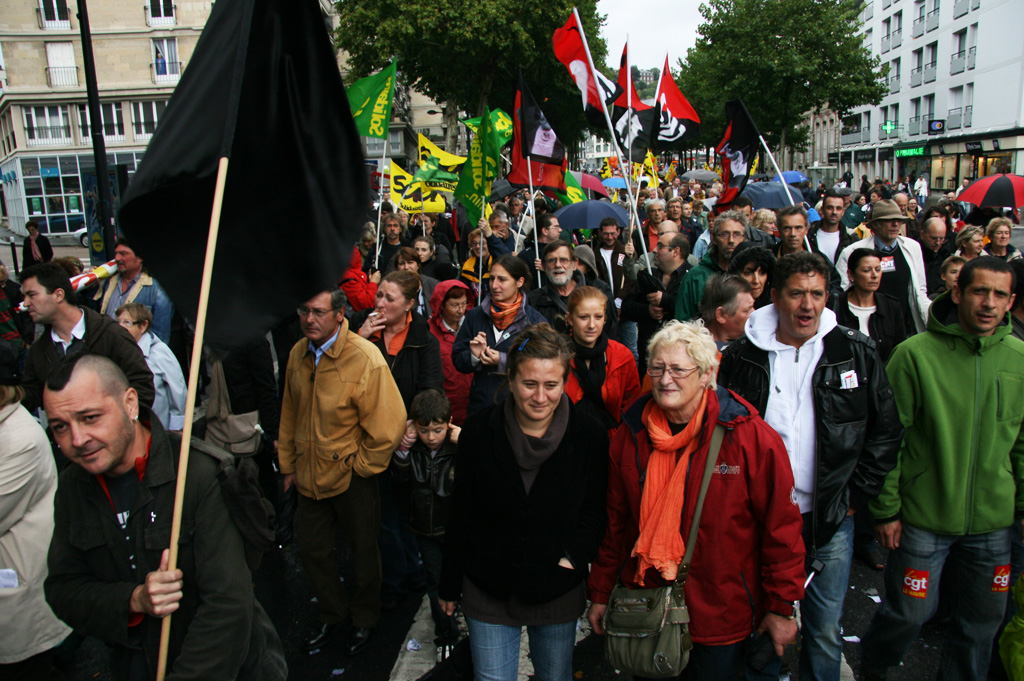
<box><xmin>571</xmin><ymin>334</ymin><xmax>614</xmax><ymax>428</ymax></box>
<box><xmin>503</xmin><ymin>393</ymin><xmax>571</xmax><ymax>494</ymax></box>
<box><xmin>490</xmin><ymin>291</ymin><xmax>522</xmax><ymax>331</ymax></box>
<box><xmin>29</xmin><ymin>233</ymin><xmax>43</xmax><ymax>262</ymax></box>
<box><xmin>632</xmin><ymin>388</ymin><xmax>709</xmax><ymax>584</ymax></box>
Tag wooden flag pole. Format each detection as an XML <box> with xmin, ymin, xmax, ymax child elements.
<box><xmin>155</xmin><ymin>156</ymin><xmax>230</xmax><ymax>681</ymax></box>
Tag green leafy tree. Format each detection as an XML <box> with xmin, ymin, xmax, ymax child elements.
<box><xmin>676</xmin><ymin>0</ymin><xmax>887</xmax><ymax>155</ymax></box>
<box><xmin>333</xmin><ymin>0</ymin><xmax>610</xmax><ymax>156</ymax></box>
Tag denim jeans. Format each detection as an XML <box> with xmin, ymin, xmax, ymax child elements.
<box><xmin>753</xmin><ymin>514</ymin><xmax>853</xmax><ymax>681</ymax></box>
<box><xmin>860</xmin><ymin>523</ymin><xmax>1011</xmax><ymax>681</ymax></box>
<box><xmin>618</xmin><ymin>320</ymin><xmax>639</xmax><ymax>363</ymax></box>
<box><xmin>465</xmin><ymin>616</ymin><xmax>576</xmax><ymax>681</ymax></box>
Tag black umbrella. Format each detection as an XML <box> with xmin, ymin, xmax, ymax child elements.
<box><xmin>552</xmin><ymin>200</ymin><xmax>629</xmax><ymax>231</ymax></box>
<box><xmin>489</xmin><ymin>178</ymin><xmax>514</xmax><ymax>202</ymax></box>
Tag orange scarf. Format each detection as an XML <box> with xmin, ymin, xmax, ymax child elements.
<box><xmin>490</xmin><ymin>291</ymin><xmax>522</xmax><ymax>331</ymax></box>
<box><xmin>371</xmin><ymin>311</ymin><xmax>412</xmax><ymax>356</ymax></box>
<box><xmin>632</xmin><ymin>389</ymin><xmax>709</xmax><ymax>584</ymax></box>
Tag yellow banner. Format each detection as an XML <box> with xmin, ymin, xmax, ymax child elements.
<box><xmin>632</xmin><ymin>151</ymin><xmax>658</xmax><ymax>187</ymax></box>
<box><xmin>389</xmin><ymin>162</ymin><xmax>446</xmax><ymax>212</ymax></box>
<box><xmin>418</xmin><ymin>134</ymin><xmax>466</xmax><ymax>172</ymax></box>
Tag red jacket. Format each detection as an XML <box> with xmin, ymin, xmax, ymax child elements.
<box><xmin>564</xmin><ymin>339</ymin><xmax>640</xmax><ymax>426</ymax></box>
<box><xmin>339</xmin><ymin>247</ymin><xmax>377</xmax><ymax>312</ymax></box>
<box><xmin>427</xmin><ymin>280</ymin><xmax>475</xmax><ymax>426</ymax></box>
<box><xmin>588</xmin><ymin>387</ymin><xmax>805</xmax><ymax>646</ymax></box>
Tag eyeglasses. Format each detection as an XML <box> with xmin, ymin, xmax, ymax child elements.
<box><xmin>544</xmin><ymin>257</ymin><xmax>573</xmax><ymax>266</ymax></box>
<box><xmin>445</xmin><ymin>301</ymin><xmax>468</xmax><ymax>311</ymax></box>
<box><xmin>646</xmin><ymin>365</ymin><xmax>701</xmax><ymax>379</ymax></box>
<box><xmin>297</xmin><ymin>306</ymin><xmax>335</xmax><ymax>318</ymax></box>
<box><xmin>118</xmin><ymin>319</ymin><xmax>142</xmax><ymax>327</ymax></box>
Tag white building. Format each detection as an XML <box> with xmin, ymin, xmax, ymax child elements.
<box><xmin>839</xmin><ymin>0</ymin><xmax>1023</xmax><ymax>192</ymax></box>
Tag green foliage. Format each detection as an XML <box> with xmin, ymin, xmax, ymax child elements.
<box><xmin>333</xmin><ymin>0</ymin><xmax>610</xmax><ymax>150</ymax></box>
<box><xmin>676</xmin><ymin>0</ymin><xmax>888</xmax><ymax>151</ymax></box>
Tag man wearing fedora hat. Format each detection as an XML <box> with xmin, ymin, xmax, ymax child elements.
<box><xmin>837</xmin><ymin>199</ymin><xmax>932</xmax><ymax>332</ymax></box>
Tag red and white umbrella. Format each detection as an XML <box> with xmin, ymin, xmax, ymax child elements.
<box><xmin>957</xmin><ymin>173</ymin><xmax>1024</xmax><ymax>209</ymax></box>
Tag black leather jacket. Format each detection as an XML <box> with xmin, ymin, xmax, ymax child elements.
<box><xmin>392</xmin><ymin>437</ymin><xmax>456</xmax><ymax>537</ymax></box>
<box><xmin>718</xmin><ymin>326</ymin><xmax>904</xmax><ymax>549</ymax></box>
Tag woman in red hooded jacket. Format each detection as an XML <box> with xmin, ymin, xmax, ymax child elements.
<box><xmin>339</xmin><ymin>245</ymin><xmax>380</xmax><ymax>312</ymax></box>
<box><xmin>427</xmin><ymin>279</ymin><xmax>475</xmax><ymax>425</ymax></box>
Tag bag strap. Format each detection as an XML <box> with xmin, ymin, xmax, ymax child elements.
<box><xmin>675</xmin><ymin>424</ymin><xmax>725</xmax><ymax>581</ymax></box>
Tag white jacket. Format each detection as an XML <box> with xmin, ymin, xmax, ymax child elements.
<box><xmin>836</xmin><ymin>235</ymin><xmax>932</xmax><ymax>332</ymax></box>
<box><xmin>0</xmin><ymin>403</ymin><xmax>71</xmax><ymax>663</ymax></box>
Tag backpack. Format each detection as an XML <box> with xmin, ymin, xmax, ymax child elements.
<box><xmin>171</xmin><ymin>434</ymin><xmax>277</xmax><ymax>570</ymax></box>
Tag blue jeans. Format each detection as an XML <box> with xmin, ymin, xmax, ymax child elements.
<box><xmin>466</xmin><ymin>616</ymin><xmax>576</xmax><ymax>681</ymax></box>
<box><xmin>860</xmin><ymin>523</ymin><xmax>1011</xmax><ymax>681</ymax></box>
<box><xmin>618</xmin><ymin>320</ymin><xmax>639</xmax><ymax>363</ymax></box>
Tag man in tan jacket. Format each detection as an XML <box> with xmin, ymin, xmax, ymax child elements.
<box><xmin>278</xmin><ymin>288</ymin><xmax>406</xmax><ymax>657</ymax></box>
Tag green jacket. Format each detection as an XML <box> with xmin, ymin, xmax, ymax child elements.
<box><xmin>674</xmin><ymin>250</ymin><xmax>725</xmax><ymax>321</ymax></box>
<box><xmin>872</xmin><ymin>293</ymin><xmax>1024</xmax><ymax>535</ymax></box>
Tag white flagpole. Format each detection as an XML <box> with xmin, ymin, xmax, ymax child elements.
<box><xmin>573</xmin><ymin>8</ymin><xmax>651</xmax><ymax>274</ymax></box>
<box><xmin>759</xmin><ymin>135</ymin><xmax>798</xmax><ymax>206</ymax></box>
<box><xmin>374</xmin><ymin>137</ymin><xmax>389</xmax><ymax>270</ymax></box>
<box><xmin>526</xmin><ymin>157</ymin><xmax>542</xmax><ymax>288</ymax></box>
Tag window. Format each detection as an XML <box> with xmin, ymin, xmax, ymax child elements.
<box><xmin>151</xmin><ymin>38</ymin><xmax>180</xmax><ymax>83</ymax></box>
<box><xmin>365</xmin><ymin>130</ymin><xmax>402</xmax><ymax>156</ymax></box>
<box><xmin>38</xmin><ymin>0</ymin><xmax>71</xmax><ymax>30</ymax></box>
<box><xmin>147</xmin><ymin>0</ymin><xmax>176</xmax><ymax>27</ymax></box>
<box><xmin>23</xmin><ymin>105</ymin><xmax>71</xmax><ymax>145</ymax></box>
<box><xmin>45</xmin><ymin>42</ymin><xmax>78</xmax><ymax>87</ymax></box>
<box><xmin>131</xmin><ymin>100</ymin><xmax>167</xmax><ymax>140</ymax></box>
<box><xmin>78</xmin><ymin>103</ymin><xmax>125</xmax><ymax>141</ymax></box>
<box><xmin>0</xmin><ymin>110</ymin><xmax>17</xmax><ymax>156</ymax></box>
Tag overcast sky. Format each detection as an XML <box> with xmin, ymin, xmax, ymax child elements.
<box><xmin>598</xmin><ymin>0</ymin><xmax>704</xmax><ymax>76</ymax></box>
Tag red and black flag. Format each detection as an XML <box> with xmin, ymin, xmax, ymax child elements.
<box><xmin>715</xmin><ymin>99</ymin><xmax>760</xmax><ymax>212</ymax></box>
<box><xmin>655</xmin><ymin>55</ymin><xmax>701</xmax><ymax>150</ymax></box>
<box><xmin>509</xmin><ymin>71</ymin><xmax>567</xmax><ymax>190</ymax></box>
<box><xmin>611</xmin><ymin>44</ymin><xmax>658</xmax><ymax>163</ymax></box>
<box><xmin>553</xmin><ymin>10</ymin><xmax>623</xmax><ymax>128</ymax></box>
<box><xmin>118</xmin><ymin>0</ymin><xmax>368</xmax><ymax>349</ymax></box>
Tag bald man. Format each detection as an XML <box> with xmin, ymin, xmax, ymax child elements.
<box><xmin>918</xmin><ymin>217</ymin><xmax>953</xmax><ymax>296</ymax></box>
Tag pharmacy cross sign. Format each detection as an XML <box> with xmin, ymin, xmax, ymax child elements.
<box><xmin>882</xmin><ymin>120</ymin><xmax>898</xmax><ymax>134</ymax></box>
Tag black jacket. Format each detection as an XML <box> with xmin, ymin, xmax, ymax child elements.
<box><xmin>220</xmin><ymin>336</ymin><xmax>281</xmax><ymax>441</ymax></box>
<box><xmin>439</xmin><ymin>400</ymin><xmax>608</xmax><ymax>604</ymax></box>
<box><xmin>807</xmin><ymin>223</ymin><xmax>854</xmax><ymax>265</ymax></box>
<box><xmin>834</xmin><ymin>291</ymin><xmax>909</xmax><ymax>362</ymax></box>
<box><xmin>717</xmin><ymin>326</ymin><xmax>904</xmax><ymax>549</ymax></box>
<box><xmin>527</xmin><ymin>270</ymin><xmax>619</xmax><ymax>341</ymax></box>
<box><xmin>392</xmin><ymin>435</ymin><xmax>457</xmax><ymax>537</ymax></box>
<box><xmin>351</xmin><ymin>309</ymin><xmax>444</xmax><ymax>411</ymax></box>
<box><xmin>621</xmin><ymin>262</ymin><xmax>690</xmax><ymax>371</ymax></box>
<box><xmin>22</xmin><ymin>233</ymin><xmax>53</xmax><ymax>268</ymax></box>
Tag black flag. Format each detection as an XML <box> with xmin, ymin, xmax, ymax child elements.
<box><xmin>517</xmin><ymin>71</ymin><xmax>565</xmax><ymax>166</ymax></box>
<box><xmin>119</xmin><ymin>0</ymin><xmax>368</xmax><ymax>349</ymax></box>
<box><xmin>715</xmin><ymin>99</ymin><xmax>760</xmax><ymax>212</ymax></box>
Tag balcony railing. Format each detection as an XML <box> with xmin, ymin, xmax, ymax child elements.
<box><xmin>25</xmin><ymin>125</ymin><xmax>72</xmax><ymax>146</ymax></box>
<box><xmin>951</xmin><ymin>50</ymin><xmax>966</xmax><ymax>74</ymax></box>
<box><xmin>152</xmin><ymin>61</ymin><xmax>182</xmax><ymax>84</ymax></box>
<box><xmin>80</xmin><ymin>122</ymin><xmax>127</xmax><ymax>143</ymax></box>
<box><xmin>883</xmin><ymin>0</ymin><xmax>892</xmax><ymax>8</ymax></box>
<box><xmin>45</xmin><ymin>66</ymin><xmax>79</xmax><ymax>88</ymax></box>
<box><xmin>892</xmin><ymin>30</ymin><xmax>903</xmax><ymax>49</ymax></box>
<box><xmin>890</xmin><ymin>75</ymin><xmax>901</xmax><ymax>94</ymax></box>
<box><xmin>909</xmin><ymin>116</ymin><xmax>921</xmax><ymax>135</ymax></box>
<box><xmin>841</xmin><ymin>130</ymin><xmax>863</xmax><ymax>145</ymax></box>
<box><xmin>881</xmin><ymin>35</ymin><xmax>891</xmax><ymax>53</ymax></box>
<box><xmin>953</xmin><ymin>0</ymin><xmax>969</xmax><ymax>17</ymax></box>
<box><xmin>964</xmin><ymin>105</ymin><xmax>973</xmax><ymax>127</ymax></box>
<box><xmin>133</xmin><ymin>121</ymin><xmax>158</xmax><ymax>141</ymax></box>
<box><xmin>864</xmin><ymin>2</ymin><xmax>874</xmax><ymax>20</ymax></box>
<box><xmin>947</xmin><ymin>107</ymin><xmax>962</xmax><ymax>130</ymax></box>
<box><xmin>35</xmin><ymin>7</ymin><xmax>71</xmax><ymax>30</ymax></box>
<box><xmin>971</xmin><ymin>0</ymin><xmax>980</xmax><ymax>8</ymax></box>
<box><xmin>924</xmin><ymin>61</ymin><xmax>937</xmax><ymax>82</ymax></box>
<box><xmin>926</xmin><ymin>8</ymin><xmax>940</xmax><ymax>31</ymax></box>
<box><xmin>912</xmin><ymin>16</ymin><xmax>925</xmax><ymax>38</ymax></box>
<box><xmin>145</xmin><ymin>4</ymin><xmax>176</xmax><ymax>27</ymax></box>
<box><xmin>911</xmin><ymin>66</ymin><xmax>923</xmax><ymax>86</ymax></box>
<box><xmin>967</xmin><ymin>46</ymin><xmax>976</xmax><ymax>69</ymax></box>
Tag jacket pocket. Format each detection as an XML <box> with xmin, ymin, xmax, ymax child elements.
<box><xmin>996</xmin><ymin>375</ymin><xmax>1024</xmax><ymax>423</ymax></box>
<box><xmin>69</xmin><ymin>524</ymin><xmax>108</xmax><ymax>552</ymax></box>
<box><xmin>824</xmin><ymin>383</ymin><xmax>867</xmax><ymax>425</ymax></box>
<box><xmin>312</xmin><ymin>442</ymin><xmax>355</xmax><ymax>493</ymax></box>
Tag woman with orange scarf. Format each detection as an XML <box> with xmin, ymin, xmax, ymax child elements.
<box><xmin>452</xmin><ymin>255</ymin><xmax>547</xmax><ymax>416</ymax></box>
<box><xmin>586</xmin><ymin>321</ymin><xmax>806</xmax><ymax>681</ymax></box>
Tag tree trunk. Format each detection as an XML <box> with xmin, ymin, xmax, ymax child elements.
<box><xmin>779</xmin><ymin>128</ymin><xmax>787</xmax><ymax>170</ymax></box>
<box><xmin>443</xmin><ymin>99</ymin><xmax>459</xmax><ymax>154</ymax></box>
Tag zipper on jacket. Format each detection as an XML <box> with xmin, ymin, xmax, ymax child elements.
<box><xmin>965</xmin><ymin>352</ymin><xmax>982</xmax><ymax>534</ymax></box>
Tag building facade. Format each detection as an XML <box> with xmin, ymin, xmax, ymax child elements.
<box><xmin>837</xmin><ymin>0</ymin><xmax>1023</xmax><ymax>192</ymax></box>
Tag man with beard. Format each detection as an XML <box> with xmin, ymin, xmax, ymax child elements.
<box><xmin>518</xmin><ymin>214</ymin><xmax>564</xmax><ymax>282</ymax></box>
<box><xmin>94</xmin><ymin>238</ymin><xmax>174</xmax><ymax>344</ymax></box>
<box><xmin>364</xmin><ymin>214</ymin><xmax>409</xmax><ymax>275</ymax></box>
<box><xmin>675</xmin><ymin>210</ymin><xmax>747</xmax><ymax>321</ymax></box>
<box><xmin>527</xmin><ymin>241</ymin><xmax>618</xmax><ymax>340</ymax></box>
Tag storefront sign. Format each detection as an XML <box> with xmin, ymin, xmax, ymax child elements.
<box><xmin>965</xmin><ymin>141</ymin><xmax>984</xmax><ymax>154</ymax></box>
<box><xmin>827</xmin><ymin>152</ymin><xmax>839</xmax><ymax>164</ymax></box>
<box><xmin>895</xmin><ymin>146</ymin><xmax>928</xmax><ymax>158</ymax></box>
<box><xmin>877</xmin><ymin>148</ymin><xmax>894</xmax><ymax>162</ymax></box>
<box><xmin>855</xmin><ymin>149</ymin><xmax>876</xmax><ymax>162</ymax></box>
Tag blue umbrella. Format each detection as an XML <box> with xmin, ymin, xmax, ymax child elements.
<box><xmin>553</xmin><ymin>200</ymin><xmax>629</xmax><ymax>232</ymax></box>
<box><xmin>602</xmin><ymin>177</ymin><xmax>628</xmax><ymax>189</ymax></box>
<box><xmin>740</xmin><ymin>182</ymin><xmax>803</xmax><ymax>210</ymax></box>
<box><xmin>771</xmin><ymin>170</ymin><xmax>809</xmax><ymax>184</ymax></box>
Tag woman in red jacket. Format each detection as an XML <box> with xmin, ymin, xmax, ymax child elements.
<box><xmin>427</xmin><ymin>279</ymin><xmax>475</xmax><ymax>425</ymax></box>
<box><xmin>586</xmin><ymin>321</ymin><xmax>805</xmax><ymax>681</ymax></box>
<box><xmin>563</xmin><ymin>286</ymin><xmax>640</xmax><ymax>429</ymax></box>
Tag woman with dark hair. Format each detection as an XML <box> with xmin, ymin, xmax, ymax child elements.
<box><xmin>440</xmin><ymin>323</ymin><xmax>608</xmax><ymax>681</ymax></box>
<box><xmin>835</xmin><ymin>248</ymin><xmax>908</xmax><ymax>362</ymax></box>
<box><xmin>453</xmin><ymin>255</ymin><xmax>547</xmax><ymax>416</ymax></box>
<box><xmin>394</xmin><ymin>247</ymin><xmax>439</xmax><ymax>318</ymax></box>
<box><xmin>563</xmin><ymin>286</ymin><xmax>640</xmax><ymax>429</ymax></box>
<box><xmin>21</xmin><ymin>221</ymin><xmax>53</xmax><ymax>269</ymax></box>
<box><xmin>728</xmin><ymin>243</ymin><xmax>776</xmax><ymax>309</ymax></box>
<box><xmin>413</xmin><ymin>236</ymin><xmax>457</xmax><ymax>281</ymax></box>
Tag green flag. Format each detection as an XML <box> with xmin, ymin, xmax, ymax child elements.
<box><xmin>462</xmin><ymin>108</ymin><xmax>513</xmax><ymax>147</ymax></box>
<box><xmin>455</xmin><ymin>106</ymin><xmax>501</xmax><ymax>226</ymax></box>
<box><xmin>412</xmin><ymin>155</ymin><xmax>460</xmax><ymax>187</ymax></box>
<box><xmin>556</xmin><ymin>171</ymin><xmax>587</xmax><ymax>206</ymax></box>
<box><xmin>347</xmin><ymin>61</ymin><xmax>397</xmax><ymax>139</ymax></box>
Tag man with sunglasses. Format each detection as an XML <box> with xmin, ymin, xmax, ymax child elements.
<box><xmin>278</xmin><ymin>288</ymin><xmax>406</xmax><ymax>658</ymax></box>
<box><xmin>718</xmin><ymin>252</ymin><xmax>902</xmax><ymax>681</ymax></box>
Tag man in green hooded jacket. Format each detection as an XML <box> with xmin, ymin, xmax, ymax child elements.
<box><xmin>861</xmin><ymin>256</ymin><xmax>1024</xmax><ymax>681</ymax></box>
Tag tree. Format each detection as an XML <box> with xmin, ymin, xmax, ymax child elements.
<box><xmin>676</xmin><ymin>0</ymin><xmax>887</xmax><ymax>157</ymax></box>
<box><xmin>333</xmin><ymin>0</ymin><xmax>610</xmax><ymax>156</ymax></box>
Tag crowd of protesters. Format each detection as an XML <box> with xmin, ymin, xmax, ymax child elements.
<box><xmin>1</xmin><ymin>168</ymin><xmax>1023</xmax><ymax>681</ymax></box>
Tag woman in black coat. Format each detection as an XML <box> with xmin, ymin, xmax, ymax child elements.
<box><xmin>22</xmin><ymin>221</ymin><xmax>54</xmax><ymax>268</ymax></box>
<box><xmin>439</xmin><ymin>323</ymin><xmax>607</xmax><ymax>681</ymax></box>
<box><xmin>835</xmin><ymin>247</ymin><xmax>909</xmax><ymax>362</ymax></box>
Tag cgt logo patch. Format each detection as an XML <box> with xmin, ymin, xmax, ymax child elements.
<box><xmin>902</xmin><ymin>568</ymin><xmax>929</xmax><ymax>598</ymax></box>
<box><xmin>993</xmin><ymin>565</ymin><xmax>1011</xmax><ymax>593</ymax></box>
